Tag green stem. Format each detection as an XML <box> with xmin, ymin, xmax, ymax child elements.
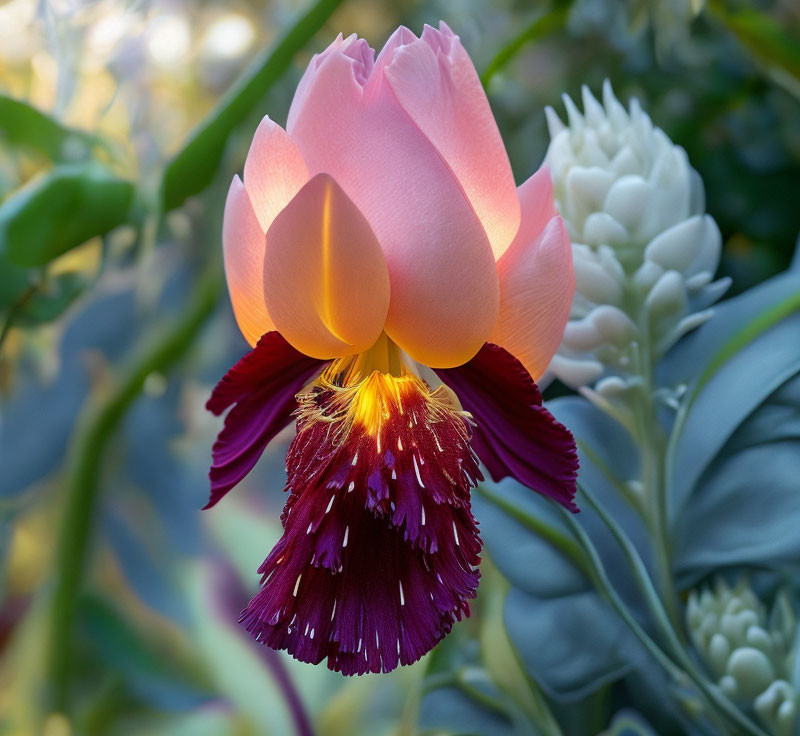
<box><xmin>162</xmin><ymin>0</ymin><xmax>345</xmax><ymax>212</ymax></box>
<box><xmin>44</xmin><ymin>268</ymin><xmax>222</xmax><ymax>714</ymax></box>
<box><xmin>480</xmin><ymin>0</ymin><xmax>573</xmax><ymax>90</ymax></box>
<box><xmin>578</xmin><ymin>482</ymin><xmax>679</xmax><ymax>652</ymax></box>
<box><xmin>0</xmin><ymin>284</ymin><xmax>38</xmax><ymax>352</ymax></box>
<box><xmin>630</xmin><ymin>326</ymin><xmax>682</xmax><ymax>633</ymax></box>
<box><xmin>475</xmin><ymin>485</ymin><xmax>589</xmax><ymax>576</ymax></box>
<box><xmin>422</xmin><ymin>670</ymin><xmax>515</xmax><ymax>720</ymax></box>
<box><xmin>559</xmin><ymin>506</ymin><xmax>769</xmax><ymax>736</ymax></box>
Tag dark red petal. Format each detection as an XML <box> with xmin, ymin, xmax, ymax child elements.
<box><xmin>240</xmin><ymin>374</ymin><xmax>482</xmax><ymax>674</ymax></box>
<box><xmin>205</xmin><ymin>332</ymin><xmax>326</xmax><ymax>509</ymax></box>
<box><xmin>435</xmin><ymin>343</ymin><xmax>579</xmax><ymax>512</ymax></box>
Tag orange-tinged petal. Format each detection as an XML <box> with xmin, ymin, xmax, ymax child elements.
<box><xmin>243</xmin><ymin>116</ymin><xmax>309</xmax><ymax>233</ymax></box>
<box><xmin>384</xmin><ymin>23</ymin><xmax>520</xmax><ymax>260</ymax></box>
<box><xmin>490</xmin><ymin>169</ymin><xmax>574</xmax><ymax>379</ymax></box>
<box><xmin>287</xmin><ymin>40</ymin><xmax>499</xmax><ymax>368</ymax></box>
<box><xmin>222</xmin><ymin>176</ymin><xmax>274</xmax><ymax>347</ymax></box>
<box><xmin>263</xmin><ymin>173</ymin><xmax>390</xmax><ymax>359</ymax></box>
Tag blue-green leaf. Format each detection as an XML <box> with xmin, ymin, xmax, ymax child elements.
<box><xmin>475</xmin><ymin>477</ymin><xmax>646</xmax><ymax>701</ymax></box>
<box><xmin>420</xmin><ymin>670</ymin><xmax>527</xmax><ymax>735</ymax></box>
<box><xmin>78</xmin><ymin>593</ymin><xmax>211</xmax><ymax>711</ymax></box>
<box><xmin>674</xmin><ymin>372</ymin><xmax>800</xmax><ymax>585</ymax></box>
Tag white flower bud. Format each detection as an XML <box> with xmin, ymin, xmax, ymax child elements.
<box><xmin>545</xmin><ymin>81</ymin><xmax>728</xmax><ymax>390</ymax></box>
<box><xmin>686</xmin><ymin>578</ymin><xmax>799</xmax><ymax>735</ymax></box>
<box><xmin>755</xmin><ymin>681</ymin><xmax>799</xmax><ymax>736</ymax></box>
<box><xmin>726</xmin><ymin>647</ymin><xmax>775</xmax><ymax>700</ymax></box>
<box><xmin>708</xmin><ymin>633</ymin><xmax>731</xmax><ymax>675</ymax></box>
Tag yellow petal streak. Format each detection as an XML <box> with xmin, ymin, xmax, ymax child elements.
<box><xmin>319</xmin><ymin>179</ymin><xmax>346</xmax><ymax>342</ymax></box>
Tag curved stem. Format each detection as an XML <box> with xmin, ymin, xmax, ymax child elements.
<box><xmin>44</xmin><ymin>268</ymin><xmax>222</xmax><ymax>714</ymax></box>
<box><xmin>577</xmin><ymin>482</ymin><xmax>680</xmax><ymax>653</ymax></box>
<box><xmin>558</xmin><ymin>505</ymin><xmax>769</xmax><ymax>736</ymax></box>
<box><xmin>481</xmin><ymin>0</ymin><xmax>573</xmax><ymax>89</ymax></box>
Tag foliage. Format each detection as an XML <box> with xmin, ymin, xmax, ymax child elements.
<box><xmin>0</xmin><ymin>0</ymin><xmax>798</xmax><ymax>735</ymax></box>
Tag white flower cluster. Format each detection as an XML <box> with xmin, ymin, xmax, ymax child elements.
<box><xmin>687</xmin><ymin>579</ymin><xmax>798</xmax><ymax>736</ymax></box>
<box><xmin>545</xmin><ymin>81</ymin><xmax>729</xmax><ymax>393</ymax></box>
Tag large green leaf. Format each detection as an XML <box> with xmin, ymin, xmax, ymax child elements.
<box><xmin>161</xmin><ymin>0</ymin><xmax>343</xmax><ymax>212</ymax></box>
<box><xmin>0</xmin><ymin>164</ymin><xmax>134</xmax><ymax>268</ymax></box>
<box><xmin>662</xmin><ymin>270</ymin><xmax>800</xmax><ymax>519</ymax></box>
<box><xmin>0</xmin><ymin>94</ymin><xmax>96</xmax><ymax>162</ymax></box>
<box><xmin>674</xmin><ymin>372</ymin><xmax>800</xmax><ymax>586</ymax></box>
<box><xmin>475</xmin><ymin>479</ymin><xmax>646</xmax><ymax>702</ymax></box>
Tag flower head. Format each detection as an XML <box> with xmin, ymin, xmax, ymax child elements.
<box><xmin>687</xmin><ymin>579</ymin><xmax>799</xmax><ymax>735</ymax></box>
<box><xmin>544</xmin><ymin>81</ymin><xmax>729</xmax><ymax>393</ymax></box>
<box><xmin>208</xmin><ymin>23</ymin><xmax>579</xmax><ymax>674</ymax></box>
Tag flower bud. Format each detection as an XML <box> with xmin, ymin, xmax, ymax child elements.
<box><xmin>545</xmin><ymin>81</ymin><xmax>729</xmax><ymax>390</ymax></box>
<box><xmin>686</xmin><ymin>579</ymin><xmax>799</xmax><ymax>735</ymax></box>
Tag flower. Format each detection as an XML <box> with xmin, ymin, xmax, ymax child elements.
<box><xmin>207</xmin><ymin>23</ymin><xmax>578</xmax><ymax>675</ymax></box>
<box><xmin>544</xmin><ymin>81</ymin><xmax>729</xmax><ymax>396</ymax></box>
<box><xmin>687</xmin><ymin>579</ymin><xmax>798</xmax><ymax>736</ymax></box>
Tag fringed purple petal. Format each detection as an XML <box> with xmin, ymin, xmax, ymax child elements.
<box><xmin>240</xmin><ymin>374</ymin><xmax>482</xmax><ymax>674</ymax></box>
<box><xmin>435</xmin><ymin>343</ymin><xmax>579</xmax><ymax>512</ymax></box>
<box><xmin>205</xmin><ymin>331</ymin><xmax>326</xmax><ymax>509</ymax></box>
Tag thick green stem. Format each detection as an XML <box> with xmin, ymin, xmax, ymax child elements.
<box><xmin>44</xmin><ymin>268</ymin><xmax>222</xmax><ymax>715</ymax></box>
<box><xmin>630</xmin><ymin>326</ymin><xmax>683</xmax><ymax>633</ymax></box>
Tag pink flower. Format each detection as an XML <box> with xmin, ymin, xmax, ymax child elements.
<box><xmin>208</xmin><ymin>23</ymin><xmax>578</xmax><ymax>676</ymax></box>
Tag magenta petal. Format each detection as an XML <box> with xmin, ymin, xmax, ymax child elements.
<box><xmin>240</xmin><ymin>374</ymin><xmax>482</xmax><ymax>674</ymax></box>
<box><xmin>205</xmin><ymin>331</ymin><xmax>326</xmax><ymax>509</ymax></box>
<box><xmin>435</xmin><ymin>343</ymin><xmax>579</xmax><ymax>512</ymax></box>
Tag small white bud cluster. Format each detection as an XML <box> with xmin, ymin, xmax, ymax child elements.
<box><xmin>544</xmin><ymin>81</ymin><xmax>729</xmax><ymax>395</ymax></box>
<box><xmin>687</xmin><ymin>579</ymin><xmax>798</xmax><ymax>736</ymax></box>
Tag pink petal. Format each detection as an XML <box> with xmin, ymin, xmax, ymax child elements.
<box><xmin>512</xmin><ymin>165</ymin><xmax>558</xmax><ymax>238</ymax></box>
<box><xmin>490</xmin><ymin>169</ymin><xmax>574</xmax><ymax>379</ymax></box>
<box><xmin>222</xmin><ymin>176</ymin><xmax>274</xmax><ymax>347</ymax></box>
<box><xmin>243</xmin><ymin>116</ymin><xmax>309</xmax><ymax>233</ymax></box>
<box><xmin>384</xmin><ymin>22</ymin><xmax>520</xmax><ymax>260</ymax></box>
<box><xmin>286</xmin><ymin>39</ymin><xmax>498</xmax><ymax>368</ymax></box>
<box><xmin>263</xmin><ymin>173</ymin><xmax>390</xmax><ymax>359</ymax></box>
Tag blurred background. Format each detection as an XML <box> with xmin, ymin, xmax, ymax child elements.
<box><xmin>0</xmin><ymin>0</ymin><xmax>798</xmax><ymax>734</ymax></box>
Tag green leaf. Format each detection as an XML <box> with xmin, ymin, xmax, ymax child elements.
<box><xmin>481</xmin><ymin>0</ymin><xmax>572</xmax><ymax>89</ymax></box>
<box><xmin>161</xmin><ymin>0</ymin><xmax>343</xmax><ymax>212</ymax></box>
<box><xmin>0</xmin><ymin>94</ymin><xmax>96</xmax><ymax>162</ymax></box>
<box><xmin>707</xmin><ymin>1</ymin><xmax>800</xmax><ymax>97</ymax></box>
<box><xmin>0</xmin><ymin>255</ymin><xmax>31</xmax><ymax>311</ymax></box>
<box><xmin>13</xmin><ymin>272</ymin><xmax>85</xmax><ymax>326</ymax></box>
<box><xmin>0</xmin><ymin>164</ymin><xmax>134</xmax><ymax>268</ymax></box>
<box><xmin>77</xmin><ymin>593</ymin><xmax>211</xmax><ymax>710</ymax></box>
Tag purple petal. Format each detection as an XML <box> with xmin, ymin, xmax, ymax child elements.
<box><xmin>435</xmin><ymin>343</ymin><xmax>579</xmax><ymax>512</ymax></box>
<box><xmin>205</xmin><ymin>331</ymin><xmax>326</xmax><ymax>509</ymax></box>
<box><xmin>240</xmin><ymin>373</ymin><xmax>482</xmax><ymax>674</ymax></box>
